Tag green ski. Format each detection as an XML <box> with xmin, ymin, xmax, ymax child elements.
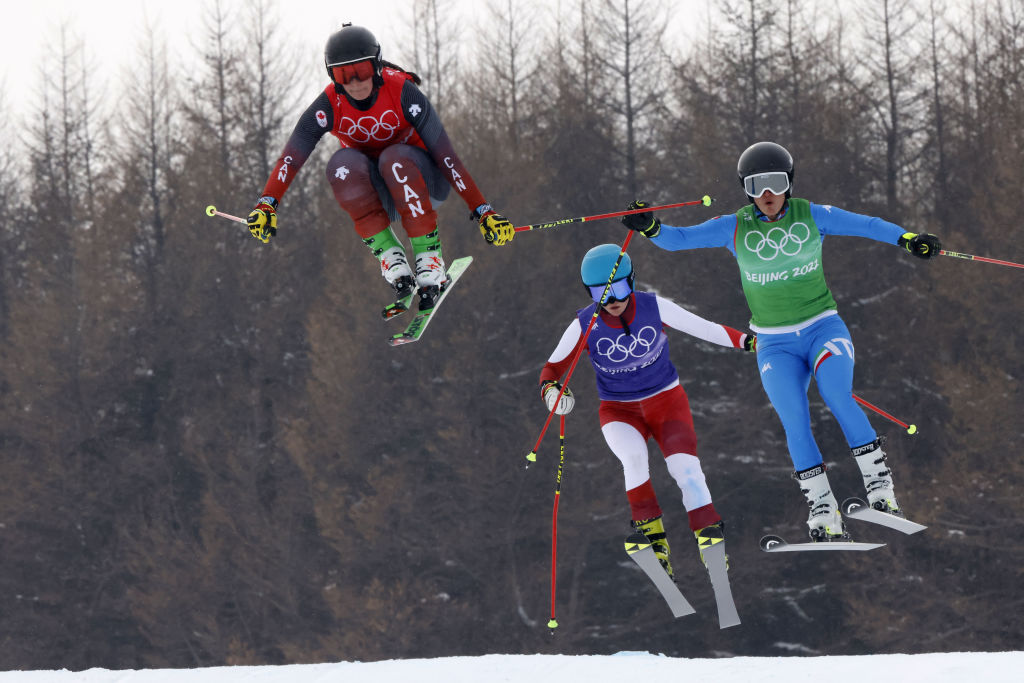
<box><xmin>388</xmin><ymin>256</ymin><xmax>472</xmax><ymax>346</ymax></box>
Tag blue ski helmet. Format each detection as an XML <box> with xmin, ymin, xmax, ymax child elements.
<box><xmin>580</xmin><ymin>244</ymin><xmax>633</xmax><ymax>287</ymax></box>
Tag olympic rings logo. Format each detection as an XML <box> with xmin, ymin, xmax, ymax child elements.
<box><xmin>338</xmin><ymin>110</ymin><xmax>401</xmax><ymax>143</ymax></box>
<box><xmin>744</xmin><ymin>222</ymin><xmax>811</xmax><ymax>261</ymax></box>
<box><xmin>594</xmin><ymin>325</ymin><xmax>660</xmax><ymax>363</ymax></box>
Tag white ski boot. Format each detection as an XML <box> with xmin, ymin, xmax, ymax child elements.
<box><xmin>414</xmin><ymin>250</ymin><xmax>447</xmax><ymax>310</ymax></box>
<box><xmin>379</xmin><ymin>246</ymin><xmax>415</xmax><ymax>299</ymax></box>
<box><xmin>852</xmin><ymin>437</ymin><xmax>903</xmax><ymax>517</ymax></box>
<box><xmin>795</xmin><ymin>464</ymin><xmax>849</xmax><ymax>541</ymax></box>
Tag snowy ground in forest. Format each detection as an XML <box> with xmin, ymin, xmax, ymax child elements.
<box><xmin>0</xmin><ymin>650</ymin><xmax>1020</xmax><ymax>682</ymax></box>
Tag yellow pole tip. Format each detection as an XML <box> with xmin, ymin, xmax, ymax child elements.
<box><xmin>526</xmin><ymin>452</ymin><xmax>537</xmax><ymax>462</ymax></box>
<box><xmin>907</xmin><ymin>424</ymin><xmax>918</xmax><ymax>435</ymax></box>
<box><xmin>205</xmin><ymin>205</ymin><xmax>216</xmax><ymax>216</ymax></box>
<box><xmin>547</xmin><ymin>619</ymin><xmax>559</xmax><ymax>629</ymax></box>
<box><xmin>702</xmin><ymin>195</ymin><xmax>712</xmax><ymax>206</ymax></box>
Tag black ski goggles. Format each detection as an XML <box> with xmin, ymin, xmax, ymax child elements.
<box><xmin>743</xmin><ymin>171</ymin><xmax>790</xmax><ymax>198</ymax></box>
<box><xmin>587</xmin><ymin>278</ymin><xmax>633</xmax><ymax>305</ymax></box>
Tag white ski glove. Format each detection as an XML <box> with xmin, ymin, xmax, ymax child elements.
<box><xmin>542</xmin><ymin>381</ymin><xmax>575</xmax><ymax>415</ymax></box>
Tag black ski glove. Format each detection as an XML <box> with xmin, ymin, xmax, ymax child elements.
<box><xmin>898</xmin><ymin>232</ymin><xmax>941</xmax><ymax>259</ymax></box>
<box><xmin>621</xmin><ymin>200</ymin><xmax>661</xmax><ymax>238</ymax></box>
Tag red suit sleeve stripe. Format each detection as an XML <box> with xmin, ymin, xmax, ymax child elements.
<box><xmin>723</xmin><ymin>326</ymin><xmax>746</xmax><ymax>348</ymax></box>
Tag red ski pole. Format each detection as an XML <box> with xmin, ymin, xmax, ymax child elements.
<box><xmin>939</xmin><ymin>249</ymin><xmax>1024</xmax><ymax>270</ymax></box>
<box><xmin>853</xmin><ymin>394</ymin><xmax>918</xmax><ymax>435</ymax></box>
<box><xmin>526</xmin><ymin>231</ymin><xmax>636</xmax><ymax>463</ymax></box>
<box><xmin>547</xmin><ymin>414</ymin><xmax>566</xmax><ymax>632</ymax></box>
<box><xmin>512</xmin><ymin>195</ymin><xmax>713</xmax><ymax>233</ymax></box>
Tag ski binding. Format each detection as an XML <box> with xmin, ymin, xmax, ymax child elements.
<box><xmin>381</xmin><ymin>278</ymin><xmax>417</xmax><ymax>319</ymax></box>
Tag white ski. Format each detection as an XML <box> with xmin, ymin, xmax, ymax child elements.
<box><xmin>760</xmin><ymin>534</ymin><xmax>885</xmax><ymax>552</ymax></box>
<box><xmin>698</xmin><ymin>532</ymin><xmax>741</xmax><ymax>628</ymax></box>
<box><xmin>841</xmin><ymin>497</ymin><xmax>927</xmax><ymax>535</ymax></box>
<box><xmin>624</xmin><ymin>532</ymin><xmax>696</xmax><ymax>618</ymax></box>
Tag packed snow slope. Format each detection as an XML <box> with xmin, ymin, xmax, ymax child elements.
<box><xmin>1</xmin><ymin>651</ymin><xmax>1020</xmax><ymax>682</ymax></box>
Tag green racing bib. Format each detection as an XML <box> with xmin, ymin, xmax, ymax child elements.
<box><xmin>734</xmin><ymin>198</ymin><xmax>837</xmax><ymax>328</ymax></box>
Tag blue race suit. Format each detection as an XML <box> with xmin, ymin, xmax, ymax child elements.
<box><xmin>650</xmin><ymin>201</ymin><xmax>905</xmax><ymax>470</ymax></box>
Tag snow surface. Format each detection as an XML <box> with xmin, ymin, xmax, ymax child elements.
<box><xmin>1</xmin><ymin>651</ymin><xmax>1020</xmax><ymax>683</ymax></box>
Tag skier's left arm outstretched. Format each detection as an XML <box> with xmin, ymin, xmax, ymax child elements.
<box><xmin>809</xmin><ymin>203</ymin><xmax>941</xmax><ymax>259</ymax></box>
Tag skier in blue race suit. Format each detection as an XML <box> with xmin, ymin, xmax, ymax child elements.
<box><xmin>538</xmin><ymin>244</ymin><xmax>755</xmax><ymax>578</ymax></box>
<box><xmin>622</xmin><ymin>142</ymin><xmax>941</xmax><ymax>541</ymax></box>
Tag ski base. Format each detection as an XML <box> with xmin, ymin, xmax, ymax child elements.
<box><xmin>700</xmin><ymin>537</ymin><xmax>740</xmax><ymax>628</ymax></box>
<box><xmin>387</xmin><ymin>256</ymin><xmax>472</xmax><ymax>346</ymax></box>
<box><xmin>759</xmin><ymin>534</ymin><xmax>885</xmax><ymax>552</ymax></box>
<box><xmin>624</xmin><ymin>532</ymin><xmax>696</xmax><ymax>618</ymax></box>
<box><xmin>841</xmin><ymin>497</ymin><xmax>927</xmax><ymax>535</ymax></box>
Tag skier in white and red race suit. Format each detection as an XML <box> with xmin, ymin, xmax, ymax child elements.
<box><xmin>623</xmin><ymin>141</ymin><xmax>942</xmax><ymax>542</ymax></box>
<box><xmin>538</xmin><ymin>244</ymin><xmax>756</xmax><ymax>580</ymax></box>
<box><xmin>247</xmin><ymin>24</ymin><xmax>514</xmax><ymax>310</ymax></box>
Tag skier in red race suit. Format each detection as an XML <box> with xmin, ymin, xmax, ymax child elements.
<box><xmin>247</xmin><ymin>24</ymin><xmax>514</xmax><ymax>310</ymax></box>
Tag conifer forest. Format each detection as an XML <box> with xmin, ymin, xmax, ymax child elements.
<box><xmin>0</xmin><ymin>0</ymin><xmax>1021</xmax><ymax>670</ymax></box>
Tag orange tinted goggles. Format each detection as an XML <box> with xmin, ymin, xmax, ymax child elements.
<box><xmin>331</xmin><ymin>61</ymin><xmax>374</xmax><ymax>84</ymax></box>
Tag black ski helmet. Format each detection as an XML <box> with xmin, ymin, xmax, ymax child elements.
<box><xmin>325</xmin><ymin>24</ymin><xmax>383</xmax><ymax>87</ymax></box>
<box><xmin>737</xmin><ymin>142</ymin><xmax>794</xmax><ymax>198</ymax></box>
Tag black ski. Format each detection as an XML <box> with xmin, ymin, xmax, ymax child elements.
<box><xmin>697</xmin><ymin>529</ymin><xmax>741</xmax><ymax>628</ymax></box>
<box><xmin>841</xmin><ymin>497</ymin><xmax>927</xmax><ymax>535</ymax></box>
<box><xmin>759</xmin><ymin>534</ymin><xmax>885</xmax><ymax>553</ymax></box>
<box><xmin>624</xmin><ymin>532</ymin><xmax>696</xmax><ymax>618</ymax></box>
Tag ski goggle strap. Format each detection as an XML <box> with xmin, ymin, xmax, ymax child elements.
<box><xmin>743</xmin><ymin>171</ymin><xmax>790</xmax><ymax>198</ymax></box>
<box><xmin>588</xmin><ymin>278</ymin><xmax>633</xmax><ymax>305</ymax></box>
<box><xmin>330</xmin><ymin>60</ymin><xmax>375</xmax><ymax>84</ymax></box>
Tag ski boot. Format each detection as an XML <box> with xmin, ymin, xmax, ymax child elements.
<box><xmin>694</xmin><ymin>521</ymin><xmax>728</xmax><ymax>569</ymax></box>
<box><xmin>411</xmin><ymin>229</ymin><xmax>448</xmax><ymax>311</ymax></box>
<box><xmin>375</xmin><ymin>246</ymin><xmax>416</xmax><ymax>318</ymax></box>
<box><xmin>633</xmin><ymin>516</ymin><xmax>673</xmax><ymax>580</ymax></box>
<box><xmin>378</xmin><ymin>245</ymin><xmax>414</xmax><ymax>287</ymax></box>
<box><xmin>852</xmin><ymin>437</ymin><xmax>904</xmax><ymax>518</ymax></box>
<box><xmin>795</xmin><ymin>464</ymin><xmax>850</xmax><ymax>541</ymax></box>
<box><xmin>414</xmin><ymin>250</ymin><xmax>448</xmax><ymax>310</ymax></box>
